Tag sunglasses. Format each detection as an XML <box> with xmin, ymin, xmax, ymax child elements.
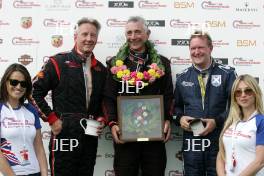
<box><xmin>234</xmin><ymin>88</ymin><xmax>254</xmax><ymax>97</ymax></box>
<box><xmin>9</xmin><ymin>79</ymin><xmax>27</xmax><ymax>88</ymax></box>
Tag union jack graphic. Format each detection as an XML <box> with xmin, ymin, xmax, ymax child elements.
<box><xmin>0</xmin><ymin>138</ymin><xmax>20</xmax><ymax>166</ymax></box>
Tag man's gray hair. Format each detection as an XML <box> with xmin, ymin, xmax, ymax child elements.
<box><xmin>74</xmin><ymin>17</ymin><xmax>101</xmax><ymax>34</ymax></box>
<box><xmin>126</xmin><ymin>16</ymin><xmax>149</xmax><ymax>33</ymax></box>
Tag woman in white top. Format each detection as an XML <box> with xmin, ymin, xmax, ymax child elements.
<box><xmin>217</xmin><ymin>74</ymin><xmax>264</xmax><ymax>176</ymax></box>
<box><xmin>0</xmin><ymin>63</ymin><xmax>48</xmax><ymax>176</ymax></box>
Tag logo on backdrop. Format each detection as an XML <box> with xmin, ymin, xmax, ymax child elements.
<box><xmin>13</xmin><ymin>0</ymin><xmax>41</xmax><ymax>8</ymax></box>
<box><xmin>0</xmin><ymin>0</ymin><xmax>2</xmax><ymax>9</ymax></box>
<box><xmin>138</xmin><ymin>0</ymin><xmax>166</xmax><ymax>9</ymax></box>
<box><xmin>146</xmin><ymin>20</ymin><xmax>165</xmax><ymax>27</ymax></box>
<box><xmin>12</xmin><ymin>37</ymin><xmax>39</xmax><ymax>45</ymax></box>
<box><xmin>205</xmin><ymin>20</ymin><xmax>226</xmax><ymax>28</ymax></box>
<box><xmin>237</xmin><ymin>40</ymin><xmax>256</xmax><ymax>47</ymax></box>
<box><xmin>43</xmin><ymin>18</ymin><xmax>71</xmax><ymax>27</ymax></box>
<box><xmin>44</xmin><ymin>0</ymin><xmax>71</xmax><ymax>11</ymax></box>
<box><xmin>18</xmin><ymin>54</ymin><xmax>33</xmax><ymax>66</ymax></box>
<box><xmin>0</xmin><ymin>56</ymin><xmax>9</xmax><ymax>63</ymax></box>
<box><xmin>150</xmin><ymin>39</ymin><xmax>167</xmax><ymax>45</ymax></box>
<box><xmin>51</xmin><ymin>35</ymin><xmax>63</xmax><ymax>48</ymax></box>
<box><xmin>212</xmin><ymin>40</ymin><xmax>229</xmax><ymax>47</ymax></box>
<box><xmin>201</xmin><ymin>1</ymin><xmax>229</xmax><ymax>10</ymax></box>
<box><xmin>233</xmin><ymin>58</ymin><xmax>261</xmax><ymax>66</ymax></box>
<box><xmin>232</xmin><ymin>20</ymin><xmax>261</xmax><ymax>29</ymax></box>
<box><xmin>170</xmin><ymin>19</ymin><xmax>199</xmax><ymax>28</ymax></box>
<box><xmin>108</xmin><ymin>1</ymin><xmax>134</xmax><ymax>8</ymax></box>
<box><xmin>75</xmin><ymin>0</ymin><xmax>104</xmax><ymax>8</ymax></box>
<box><xmin>214</xmin><ymin>58</ymin><xmax>228</xmax><ymax>65</ymax></box>
<box><xmin>0</xmin><ymin>38</ymin><xmax>3</xmax><ymax>44</ymax></box>
<box><xmin>106</xmin><ymin>19</ymin><xmax>127</xmax><ymax>27</ymax></box>
<box><xmin>236</xmin><ymin>2</ymin><xmax>258</xmax><ymax>12</ymax></box>
<box><xmin>106</xmin><ymin>35</ymin><xmax>125</xmax><ymax>49</ymax></box>
<box><xmin>171</xmin><ymin>39</ymin><xmax>189</xmax><ymax>46</ymax></box>
<box><xmin>170</xmin><ymin>57</ymin><xmax>192</xmax><ymax>65</ymax></box>
<box><xmin>0</xmin><ymin>20</ymin><xmax>10</xmax><ymax>27</ymax></box>
<box><xmin>21</xmin><ymin>17</ymin><xmax>32</xmax><ymax>29</ymax></box>
<box><xmin>174</xmin><ymin>1</ymin><xmax>194</xmax><ymax>8</ymax></box>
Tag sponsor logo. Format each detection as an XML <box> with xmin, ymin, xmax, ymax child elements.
<box><xmin>75</xmin><ymin>0</ymin><xmax>104</xmax><ymax>8</ymax></box>
<box><xmin>150</xmin><ymin>39</ymin><xmax>167</xmax><ymax>45</ymax></box>
<box><xmin>12</xmin><ymin>37</ymin><xmax>39</xmax><ymax>45</ymax></box>
<box><xmin>214</xmin><ymin>58</ymin><xmax>228</xmax><ymax>65</ymax></box>
<box><xmin>43</xmin><ymin>18</ymin><xmax>71</xmax><ymax>27</ymax></box>
<box><xmin>236</xmin><ymin>2</ymin><xmax>258</xmax><ymax>12</ymax></box>
<box><xmin>42</xmin><ymin>131</ymin><xmax>51</xmax><ymax>140</ymax></box>
<box><xmin>13</xmin><ymin>0</ymin><xmax>40</xmax><ymax>8</ymax></box>
<box><xmin>233</xmin><ymin>58</ymin><xmax>261</xmax><ymax>66</ymax></box>
<box><xmin>232</xmin><ymin>20</ymin><xmax>260</xmax><ymax>29</ymax></box>
<box><xmin>171</xmin><ymin>39</ymin><xmax>189</xmax><ymax>46</ymax></box>
<box><xmin>0</xmin><ymin>56</ymin><xmax>8</xmax><ymax>62</ymax></box>
<box><xmin>237</xmin><ymin>40</ymin><xmax>256</xmax><ymax>47</ymax></box>
<box><xmin>106</xmin><ymin>19</ymin><xmax>127</xmax><ymax>27</ymax></box>
<box><xmin>181</xmin><ymin>81</ymin><xmax>194</xmax><ymax>87</ymax></box>
<box><xmin>51</xmin><ymin>35</ymin><xmax>63</xmax><ymax>48</ymax></box>
<box><xmin>0</xmin><ymin>38</ymin><xmax>3</xmax><ymax>44</ymax></box>
<box><xmin>96</xmin><ymin>154</ymin><xmax>102</xmax><ymax>158</ymax></box>
<box><xmin>255</xmin><ymin>77</ymin><xmax>259</xmax><ymax>84</ymax></box>
<box><xmin>168</xmin><ymin>170</ymin><xmax>183</xmax><ymax>176</ymax></box>
<box><xmin>174</xmin><ymin>1</ymin><xmax>194</xmax><ymax>8</ymax></box>
<box><xmin>146</xmin><ymin>20</ymin><xmax>165</xmax><ymax>27</ymax></box>
<box><xmin>201</xmin><ymin>1</ymin><xmax>229</xmax><ymax>10</ymax></box>
<box><xmin>106</xmin><ymin>35</ymin><xmax>125</xmax><ymax>49</ymax></box>
<box><xmin>170</xmin><ymin>19</ymin><xmax>199</xmax><ymax>28</ymax></box>
<box><xmin>105</xmin><ymin>170</ymin><xmax>115</xmax><ymax>176</ymax></box>
<box><xmin>0</xmin><ymin>20</ymin><xmax>10</xmax><ymax>26</ymax></box>
<box><xmin>18</xmin><ymin>54</ymin><xmax>33</xmax><ymax>65</ymax></box>
<box><xmin>105</xmin><ymin>153</ymin><xmax>114</xmax><ymax>158</ymax></box>
<box><xmin>170</xmin><ymin>57</ymin><xmax>192</xmax><ymax>65</ymax></box>
<box><xmin>138</xmin><ymin>0</ymin><xmax>166</xmax><ymax>9</ymax></box>
<box><xmin>205</xmin><ymin>20</ymin><xmax>226</xmax><ymax>28</ymax></box>
<box><xmin>44</xmin><ymin>0</ymin><xmax>71</xmax><ymax>11</ymax></box>
<box><xmin>108</xmin><ymin>1</ymin><xmax>134</xmax><ymax>8</ymax></box>
<box><xmin>212</xmin><ymin>40</ymin><xmax>229</xmax><ymax>47</ymax></box>
<box><xmin>21</xmin><ymin>17</ymin><xmax>32</xmax><ymax>29</ymax></box>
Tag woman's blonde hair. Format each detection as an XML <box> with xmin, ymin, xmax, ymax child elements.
<box><xmin>218</xmin><ymin>74</ymin><xmax>264</xmax><ymax>160</ymax></box>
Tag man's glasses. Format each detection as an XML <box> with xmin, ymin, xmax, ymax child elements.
<box><xmin>234</xmin><ymin>88</ymin><xmax>254</xmax><ymax>97</ymax></box>
<box><xmin>9</xmin><ymin>79</ymin><xmax>27</xmax><ymax>88</ymax></box>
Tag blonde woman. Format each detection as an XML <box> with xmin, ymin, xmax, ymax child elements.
<box><xmin>217</xmin><ymin>74</ymin><xmax>264</xmax><ymax>176</ymax></box>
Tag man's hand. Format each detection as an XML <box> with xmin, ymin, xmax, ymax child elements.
<box><xmin>163</xmin><ymin>120</ymin><xmax>171</xmax><ymax>142</ymax></box>
<box><xmin>199</xmin><ymin>118</ymin><xmax>216</xmax><ymax>136</ymax></box>
<box><xmin>111</xmin><ymin>125</ymin><xmax>124</xmax><ymax>144</ymax></box>
<box><xmin>180</xmin><ymin>116</ymin><xmax>194</xmax><ymax>132</ymax></box>
<box><xmin>50</xmin><ymin>119</ymin><xmax>62</xmax><ymax>135</ymax></box>
<box><xmin>96</xmin><ymin>122</ymin><xmax>105</xmax><ymax>136</ymax></box>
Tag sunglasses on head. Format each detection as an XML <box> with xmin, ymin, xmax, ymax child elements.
<box><xmin>9</xmin><ymin>79</ymin><xmax>27</xmax><ymax>88</ymax></box>
<box><xmin>234</xmin><ymin>88</ymin><xmax>254</xmax><ymax>97</ymax></box>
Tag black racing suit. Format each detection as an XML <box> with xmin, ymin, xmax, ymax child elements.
<box><xmin>32</xmin><ymin>48</ymin><xmax>107</xmax><ymax>176</ymax></box>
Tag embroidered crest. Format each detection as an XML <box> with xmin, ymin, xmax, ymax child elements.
<box><xmin>211</xmin><ymin>75</ymin><xmax>221</xmax><ymax>87</ymax></box>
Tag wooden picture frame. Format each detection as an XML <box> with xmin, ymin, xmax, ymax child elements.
<box><xmin>117</xmin><ymin>95</ymin><xmax>164</xmax><ymax>142</ymax></box>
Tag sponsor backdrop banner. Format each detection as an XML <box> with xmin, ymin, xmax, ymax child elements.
<box><xmin>1</xmin><ymin>0</ymin><xmax>263</xmax><ymax>175</ymax></box>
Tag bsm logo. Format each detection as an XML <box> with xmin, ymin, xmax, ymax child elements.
<box><xmin>205</xmin><ymin>20</ymin><xmax>226</xmax><ymax>28</ymax></box>
<box><xmin>237</xmin><ymin>40</ymin><xmax>256</xmax><ymax>47</ymax></box>
<box><xmin>174</xmin><ymin>2</ymin><xmax>194</xmax><ymax>8</ymax></box>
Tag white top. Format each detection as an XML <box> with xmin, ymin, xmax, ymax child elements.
<box><xmin>0</xmin><ymin>103</ymin><xmax>41</xmax><ymax>175</ymax></box>
<box><xmin>223</xmin><ymin>112</ymin><xmax>264</xmax><ymax>176</ymax></box>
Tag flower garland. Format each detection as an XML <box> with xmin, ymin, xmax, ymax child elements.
<box><xmin>110</xmin><ymin>41</ymin><xmax>165</xmax><ymax>86</ymax></box>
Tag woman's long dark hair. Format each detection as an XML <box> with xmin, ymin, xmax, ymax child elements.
<box><xmin>0</xmin><ymin>63</ymin><xmax>32</xmax><ymax>105</ymax></box>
